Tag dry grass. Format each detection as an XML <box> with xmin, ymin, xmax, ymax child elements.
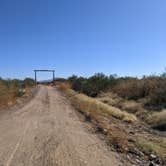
<box><xmin>59</xmin><ymin>87</ymin><xmax>136</xmax><ymax>152</ymax></box>
<box><xmin>54</xmin><ymin>81</ymin><xmax>71</xmax><ymax>89</ymax></box>
<box><xmin>98</xmin><ymin>92</ymin><xmax>148</xmax><ymax>118</ymax></box>
<box><xmin>118</xmin><ymin>100</ymin><xmax>148</xmax><ymax>119</ymax></box>
<box><xmin>136</xmin><ymin>137</ymin><xmax>166</xmax><ymax>161</ymax></box>
<box><xmin>65</xmin><ymin>89</ymin><xmax>137</xmax><ymax>123</ymax></box>
<box><xmin>0</xmin><ymin>81</ymin><xmax>15</xmax><ymax>108</ymax></box>
<box><xmin>120</xmin><ymin>101</ymin><xmax>141</xmax><ymax>113</ymax></box>
<box><xmin>98</xmin><ymin>92</ymin><xmax>123</xmax><ymax>106</ymax></box>
<box><xmin>146</xmin><ymin>110</ymin><xmax>166</xmax><ymax>130</ymax></box>
<box><xmin>97</xmin><ymin>91</ymin><xmax>166</xmax><ymax>161</ymax></box>
<box><xmin>112</xmin><ymin>77</ymin><xmax>166</xmax><ymax>108</ymax></box>
<box><xmin>0</xmin><ymin>81</ymin><xmax>25</xmax><ymax>109</ymax></box>
<box><xmin>57</xmin><ymin>83</ymin><xmax>137</xmax><ymax>150</ymax></box>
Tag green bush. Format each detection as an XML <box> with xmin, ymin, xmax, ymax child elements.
<box><xmin>68</xmin><ymin>75</ymin><xmax>78</xmax><ymax>83</ymax></box>
<box><xmin>68</xmin><ymin>73</ymin><xmax>117</xmax><ymax>97</ymax></box>
<box><xmin>72</xmin><ymin>77</ymin><xmax>86</xmax><ymax>92</ymax></box>
<box><xmin>82</xmin><ymin>73</ymin><xmax>109</xmax><ymax>97</ymax></box>
<box><xmin>23</xmin><ymin>78</ymin><xmax>35</xmax><ymax>87</ymax></box>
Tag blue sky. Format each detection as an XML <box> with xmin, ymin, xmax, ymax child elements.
<box><xmin>0</xmin><ymin>0</ymin><xmax>166</xmax><ymax>80</ymax></box>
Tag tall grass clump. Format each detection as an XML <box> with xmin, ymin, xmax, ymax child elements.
<box><xmin>146</xmin><ymin>110</ymin><xmax>166</xmax><ymax>131</ymax></box>
<box><xmin>60</xmin><ymin>87</ymin><xmax>137</xmax><ymax>123</ymax></box>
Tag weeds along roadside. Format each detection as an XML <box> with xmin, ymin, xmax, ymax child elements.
<box><xmin>0</xmin><ymin>78</ymin><xmax>35</xmax><ymax>109</ymax></box>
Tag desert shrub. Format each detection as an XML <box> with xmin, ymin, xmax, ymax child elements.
<box><xmin>23</xmin><ymin>78</ymin><xmax>35</xmax><ymax>87</ymax></box>
<box><xmin>0</xmin><ymin>79</ymin><xmax>17</xmax><ymax>106</ymax></box>
<box><xmin>146</xmin><ymin>109</ymin><xmax>166</xmax><ymax>131</ymax></box>
<box><xmin>108</xmin><ymin>74</ymin><xmax>118</xmax><ymax>87</ymax></box>
<box><xmin>112</xmin><ymin>78</ymin><xmax>146</xmax><ymax>100</ymax></box>
<box><xmin>0</xmin><ymin>81</ymin><xmax>8</xmax><ymax>101</ymax></box>
<box><xmin>72</xmin><ymin>77</ymin><xmax>87</xmax><ymax>92</ymax></box>
<box><xmin>78</xmin><ymin>73</ymin><xmax>110</xmax><ymax>97</ymax></box>
<box><xmin>68</xmin><ymin>73</ymin><xmax>117</xmax><ymax>97</ymax></box>
<box><xmin>68</xmin><ymin>75</ymin><xmax>78</xmax><ymax>83</ymax></box>
<box><xmin>85</xmin><ymin>73</ymin><xmax>109</xmax><ymax>95</ymax></box>
<box><xmin>14</xmin><ymin>88</ymin><xmax>25</xmax><ymax>97</ymax></box>
<box><xmin>0</xmin><ymin>77</ymin><xmax>34</xmax><ymax>108</ymax></box>
<box><xmin>147</xmin><ymin>78</ymin><xmax>166</xmax><ymax>107</ymax></box>
<box><xmin>112</xmin><ymin>76</ymin><xmax>166</xmax><ymax>103</ymax></box>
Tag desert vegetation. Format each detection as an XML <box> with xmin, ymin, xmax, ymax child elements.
<box><xmin>57</xmin><ymin>81</ymin><xmax>166</xmax><ymax>164</ymax></box>
<box><xmin>0</xmin><ymin>77</ymin><xmax>35</xmax><ymax>108</ymax></box>
<box><xmin>63</xmin><ymin>88</ymin><xmax>137</xmax><ymax>123</ymax></box>
<box><xmin>55</xmin><ymin>71</ymin><xmax>166</xmax><ymax>164</ymax></box>
<box><xmin>68</xmin><ymin>73</ymin><xmax>117</xmax><ymax>97</ymax></box>
<box><xmin>112</xmin><ymin>76</ymin><xmax>166</xmax><ymax>108</ymax></box>
<box><xmin>146</xmin><ymin>110</ymin><xmax>166</xmax><ymax>131</ymax></box>
<box><xmin>68</xmin><ymin>72</ymin><xmax>166</xmax><ymax>108</ymax></box>
<box><xmin>65</xmin><ymin>72</ymin><xmax>166</xmax><ymax>131</ymax></box>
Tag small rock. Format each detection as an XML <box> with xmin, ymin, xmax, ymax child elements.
<box><xmin>128</xmin><ymin>148</ymin><xmax>143</xmax><ymax>157</ymax></box>
<box><xmin>135</xmin><ymin>159</ymin><xmax>141</xmax><ymax>164</ymax></box>
<box><xmin>155</xmin><ymin>158</ymin><xmax>161</xmax><ymax>165</ymax></box>
<box><xmin>8</xmin><ymin>101</ymin><xmax>13</xmax><ymax>106</ymax></box>
<box><xmin>128</xmin><ymin>138</ymin><xmax>136</xmax><ymax>143</ymax></box>
<box><xmin>129</xmin><ymin>131</ymin><xmax>135</xmax><ymax>135</ymax></box>
<box><xmin>85</xmin><ymin>114</ymin><xmax>91</xmax><ymax>121</ymax></box>
<box><xmin>149</xmin><ymin>161</ymin><xmax>159</xmax><ymax>166</ymax></box>
<box><xmin>149</xmin><ymin>161</ymin><xmax>155</xmax><ymax>166</ymax></box>
<box><xmin>127</xmin><ymin>155</ymin><xmax>130</xmax><ymax>160</ymax></box>
<box><xmin>139</xmin><ymin>151</ymin><xmax>145</xmax><ymax>157</ymax></box>
<box><xmin>103</xmin><ymin>129</ymin><xmax>108</xmax><ymax>135</ymax></box>
<box><xmin>84</xmin><ymin>161</ymin><xmax>87</xmax><ymax>164</ymax></box>
<box><xmin>150</xmin><ymin>154</ymin><xmax>157</xmax><ymax>161</ymax></box>
<box><xmin>96</xmin><ymin>126</ymin><xmax>103</xmax><ymax>133</ymax></box>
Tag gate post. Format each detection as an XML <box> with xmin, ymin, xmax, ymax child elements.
<box><xmin>34</xmin><ymin>70</ymin><xmax>37</xmax><ymax>85</ymax></box>
<box><xmin>53</xmin><ymin>71</ymin><xmax>55</xmax><ymax>82</ymax></box>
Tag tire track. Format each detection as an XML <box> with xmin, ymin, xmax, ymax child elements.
<box><xmin>6</xmin><ymin>122</ymin><xmax>30</xmax><ymax>166</ymax></box>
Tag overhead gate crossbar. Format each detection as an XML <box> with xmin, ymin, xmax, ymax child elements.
<box><xmin>34</xmin><ymin>70</ymin><xmax>55</xmax><ymax>85</ymax></box>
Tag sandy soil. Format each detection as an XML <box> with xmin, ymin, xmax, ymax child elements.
<box><xmin>0</xmin><ymin>86</ymin><xmax>124</xmax><ymax>166</ymax></box>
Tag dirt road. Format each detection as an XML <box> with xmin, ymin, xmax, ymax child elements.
<box><xmin>0</xmin><ymin>86</ymin><xmax>123</xmax><ymax>166</ymax></box>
